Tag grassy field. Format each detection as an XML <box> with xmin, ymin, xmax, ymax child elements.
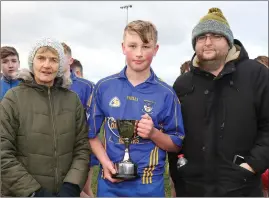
<box><xmin>90</xmin><ymin>161</ymin><xmax>172</xmax><ymax>197</ymax></box>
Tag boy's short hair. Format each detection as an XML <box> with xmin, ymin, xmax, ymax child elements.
<box><xmin>1</xmin><ymin>46</ymin><xmax>20</xmax><ymax>60</ymax></box>
<box><xmin>61</xmin><ymin>42</ymin><xmax>72</xmax><ymax>56</ymax></box>
<box><xmin>71</xmin><ymin>58</ymin><xmax>83</xmax><ymax>74</ymax></box>
<box><xmin>255</xmin><ymin>56</ymin><xmax>268</xmax><ymax>67</ymax></box>
<box><xmin>180</xmin><ymin>60</ymin><xmax>191</xmax><ymax>75</ymax></box>
<box><xmin>123</xmin><ymin>20</ymin><xmax>158</xmax><ymax>44</ymax></box>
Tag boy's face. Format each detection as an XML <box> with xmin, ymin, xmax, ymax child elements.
<box><xmin>74</xmin><ymin>68</ymin><xmax>83</xmax><ymax>78</ymax></box>
<box><xmin>1</xmin><ymin>55</ymin><xmax>20</xmax><ymax>79</ymax></box>
<box><xmin>122</xmin><ymin>31</ymin><xmax>159</xmax><ymax>72</ymax></box>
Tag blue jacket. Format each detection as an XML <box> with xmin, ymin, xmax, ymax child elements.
<box><xmin>0</xmin><ymin>75</ymin><xmax>20</xmax><ymax>100</ymax></box>
<box><xmin>88</xmin><ymin>66</ymin><xmax>185</xmax><ymax>180</ymax></box>
<box><xmin>69</xmin><ymin>72</ymin><xmax>95</xmax><ymax>110</ymax></box>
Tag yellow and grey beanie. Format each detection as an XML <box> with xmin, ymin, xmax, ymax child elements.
<box><xmin>192</xmin><ymin>7</ymin><xmax>234</xmax><ymax>49</ymax></box>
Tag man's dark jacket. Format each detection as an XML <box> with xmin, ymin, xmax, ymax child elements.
<box><xmin>169</xmin><ymin>39</ymin><xmax>269</xmax><ymax>197</ymax></box>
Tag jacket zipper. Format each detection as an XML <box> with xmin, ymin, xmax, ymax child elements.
<box><xmin>48</xmin><ymin>88</ymin><xmax>59</xmax><ymax>192</ymax></box>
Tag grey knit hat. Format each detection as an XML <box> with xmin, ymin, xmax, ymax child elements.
<box><xmin>28</xmin><ymin>38</ymin><xmax>65</xmax><ymax>77</ymax></box>
<box><xmin>192</xmin><ymin>8</ymin><xmax>234</xmax><ymax>49</ymax></box>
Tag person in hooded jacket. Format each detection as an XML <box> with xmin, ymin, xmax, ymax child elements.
<box><xmin>1</xmin><ymin>38</ymin><xmax>90</xmax><ymax>197</ymax></box>
<box><xmin>169</xmin><ymin>7</ymin><xmax>269</xmax><ymax>197</ymax></box>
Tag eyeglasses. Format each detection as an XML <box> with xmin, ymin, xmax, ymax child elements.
<box><xmin>196</xmin><ymin>34</ymin><xmax>224</xmax><ymax>43</ymax></box>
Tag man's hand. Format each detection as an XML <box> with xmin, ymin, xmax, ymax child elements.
<box><xmin>102</xmin><ymin>161</ymin><xmax>123</xmax><ymax>183</ymax></box>
<box><xmin>136</xmin><ymin>114</ymin><xmax>156</xmax><ymax>139</ymax></box>
<box><xmin>240</xmin><ymin>163</ymin><xmax>255</xmax><ymax>173</ymax></box>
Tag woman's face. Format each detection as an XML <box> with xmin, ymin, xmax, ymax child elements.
<box><xmin>33</xmin><ymin>47</ymin><xmax>59</xmax><ymax>87</ymax></box>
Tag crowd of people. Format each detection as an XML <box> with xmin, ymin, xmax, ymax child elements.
<box><xmin>1</xmin><ymin>7</ymin><xmax>268</xmax><ymax>197</ymax></box>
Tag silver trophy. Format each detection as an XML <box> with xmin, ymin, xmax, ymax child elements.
<box><xmin>108</xmin><ymin>118</ymin><xmax>138</xmax><ymax>180</ymax></box>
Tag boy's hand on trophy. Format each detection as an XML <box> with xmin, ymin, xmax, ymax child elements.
<box><xmin>103</xmin><ymin>161</ymin><xmax>123</xmax><ymax>183</ymax></box>
<box><xmin>137</xmin><ymin>114</ymin><xmax>155</xmax><ymax>139</ymax></box>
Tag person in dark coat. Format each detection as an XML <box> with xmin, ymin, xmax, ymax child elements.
<box><xmin>255</xmin><ymin>55</ymin><xmax>268</xmax><ymax>69</ymax></box>
<box><xmin>254</xmin><ymin>55</ymin><xmax>269</xmax><ymax>197</ymax></box>
<box><xmin>169</xmin><ymin>7</ymin><xmax>269</xmax><ymax>197</ymax></box>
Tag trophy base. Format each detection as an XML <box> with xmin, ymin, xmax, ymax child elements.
<box><xmin>112</xmin><ymin>174</ymin><xmax>138</xmax><ymax>180</ymax></box>
<box><xmin>112</xmin><ymin>161</ymin><xmax>138</xmax><ymax>180</ymax></box>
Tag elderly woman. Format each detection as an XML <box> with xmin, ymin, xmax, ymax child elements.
<box><xmin>1</xmin><ymin>38</ymin><xmax>90</xmax><ymax>197</ymax></box>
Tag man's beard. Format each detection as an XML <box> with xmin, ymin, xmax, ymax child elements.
<box><xmin>197</xmin><ymin>52</ymin><xmax>227</xmax><ymax>73</ymax></box>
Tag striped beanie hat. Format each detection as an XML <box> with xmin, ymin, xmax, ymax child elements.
<box><xmin>192</xmin><ymin>7</ymin><xmax>234</xmax><ymax>49</ymax></box>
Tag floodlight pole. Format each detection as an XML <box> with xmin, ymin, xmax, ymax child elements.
<box><xmin>120</xmin><ymin>4</ymin><xmax>132</xmax><ymax>25</ymax></box>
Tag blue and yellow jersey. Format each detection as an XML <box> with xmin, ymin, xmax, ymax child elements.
<box><xmin>0</xmin><ymin>76</ymin><xmax>20</xmax><ymax>100</ymax></box>
<box><xmin>70</xmin><ymin>72</ymin><xmax>95</xmax><ymax>111</ymax></box>
<box><xmin>70</xmin><ymin>72</ymin><xmax>98</xmax><ymax>167</ymax></box>
<box><xmin>88</xmin><ymin>66</ymin><xmax>185</xmax><ymax>183</ymax></box>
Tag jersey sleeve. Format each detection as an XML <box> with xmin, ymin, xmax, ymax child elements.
<box><xmin>161</xmin><ymin>92</ymin><xmax>185</xmax><ymax>147</ymax></box>
<box><xmin>85</xmin><ymin>82</ymin><xmax>95</xmax><ymax>111</ymax></box>
<box><xmin>88</xmin><ymin>83</ymin><xmax>105</xmax><ymax>139</ymax></box>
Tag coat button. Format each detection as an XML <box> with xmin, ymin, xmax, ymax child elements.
<box><xmin>219</xmin><ymin>135</ymin><xmax>223</xmax><ymax>139</ymax></box>
<box><xmin>230</xmin><ymin>81</ymin><xmax>234</xmax><ymax>85</ymax></box>
<box><xmin>220</xmin><ymin>123</ymin><xmax>225</xmax><ymax>130</ymax></box>
<box><xmin>202</xmin><ymin>146</ymin><xmax>206</xmax><ymax>151</ymax></box>
<box><xmin>204</xmin><ymin>90</ymin><xmax>209</xmax><ymax>95</ymax></box>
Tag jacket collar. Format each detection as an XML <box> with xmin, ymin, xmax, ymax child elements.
<box><xmin>17</xmin><ymin>69</ymin><xmax>71</xmax><ymax>90</ymax></box>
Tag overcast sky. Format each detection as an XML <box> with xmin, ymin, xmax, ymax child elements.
<box><xmin>1</xmin><ymin>1</ymin><xmax>268</xmax><ymax>85</ymax></box>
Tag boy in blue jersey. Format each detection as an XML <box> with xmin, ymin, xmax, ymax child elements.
<box><xmin>0</xmin><ymin>46</ymin><xmax>20</xmax><ymax>100</ymax></box>
<box><xmin>61</xmin><ymin>43</ymin><xmax>96</xmax><ymax>197</ymax></box>
<box><xmin>88</xmin><ymin>20</ymin><xmax>185</xmax><ymax>197</ymax></box>
<box><xmin>71</xmin><ymin>58</ymin><xmax>84</xmax><ymax>78</ymax></box>
<box><xmin>61</xmin><ymin>43</ymin><xmax>95</xmax><ymax>109</ymax></box>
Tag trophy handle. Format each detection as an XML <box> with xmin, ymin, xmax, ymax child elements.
<box><xmin>107</xmin><ymin>117</ymin><xmax>120</xmax><ymax>138</ymax></box>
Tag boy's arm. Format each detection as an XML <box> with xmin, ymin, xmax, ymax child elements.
<box><xmin>86</xmin><ymin>82</ymin><xmax>95</xmax><ymax>112</ymax></box>
<box><xmin>137</xmin><ymin>94</ymin><xmax>185</xmax><ymax>152</ymax></box>
<box><xmin>87</xmin><ymin>84</ymin><xmax>104</xmax><ymax>139</ymax></box>
<box><xmin>89</xmin><ymin>137</ymin><xmax>120</xmax><ymax>183</ymax></box>
<box><xmin>89</xmin><ymin>137</ymin><xmax>110</xmax><ymax>166</ymax></box>
<box><xmin>87</xmin><ymin>84</ymin><xmax>122</xmax><ymax>183</ymax></box>
<box><xmin>151</xmin><ymin>126</ymin><xmax>180</xmax><ymax>152</ymax></box>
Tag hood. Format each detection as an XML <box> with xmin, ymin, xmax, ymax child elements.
<box><xmin>17</xmin><ymin>68</ymin><xmax>72</xmax><ymax>89</ymax></box>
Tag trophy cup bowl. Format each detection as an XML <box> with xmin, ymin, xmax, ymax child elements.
<box><xmin>112</xmin><ymin>119</ymin><xmax>138</xmax><ymax>180</ymax></box>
